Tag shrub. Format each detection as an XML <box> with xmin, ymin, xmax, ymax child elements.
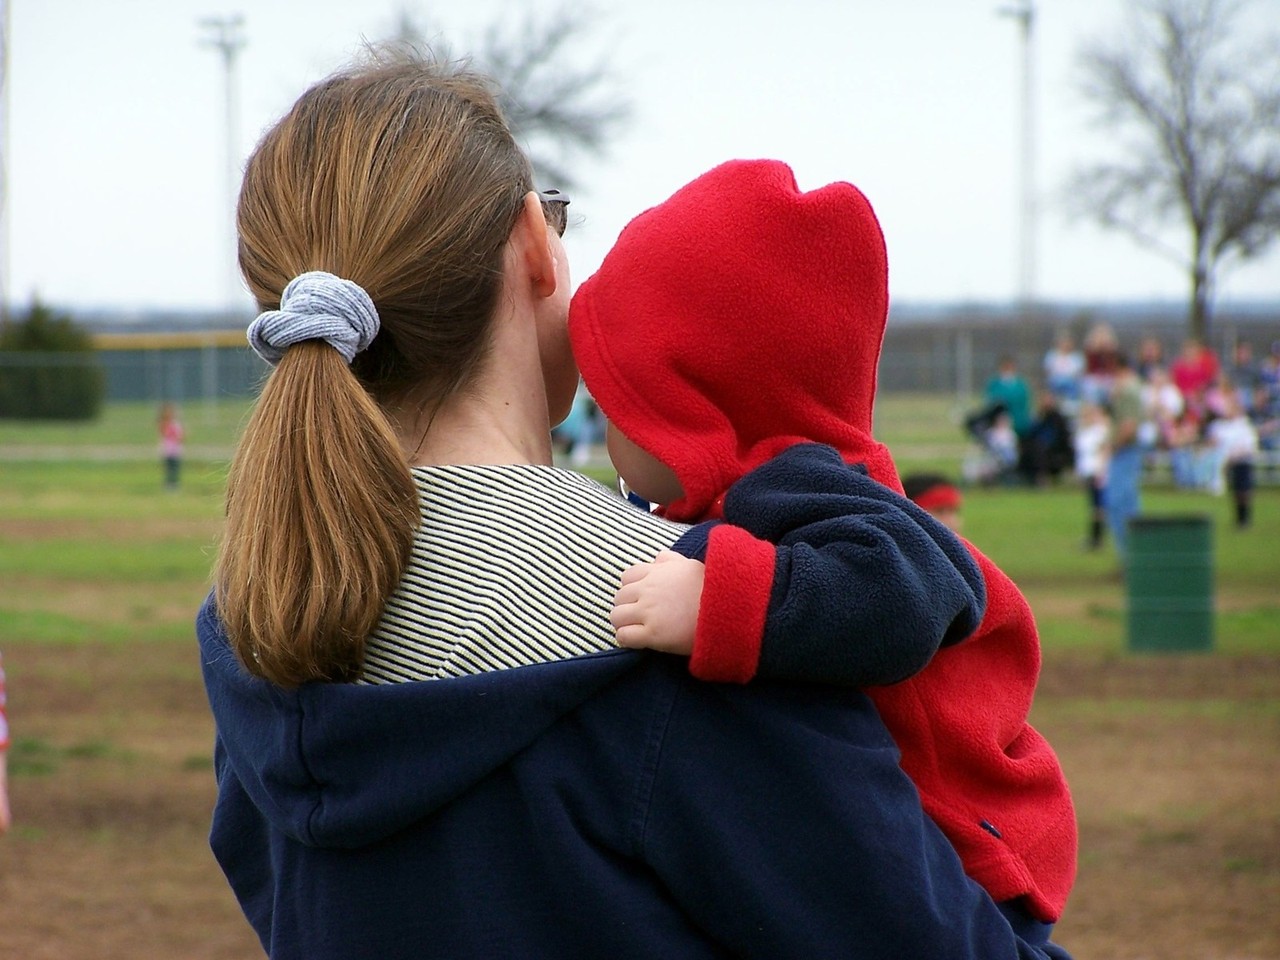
<box><xmin>0</xmin><ymin>301</ymin><xmax>105</xmax><ymax>420</ymax></box>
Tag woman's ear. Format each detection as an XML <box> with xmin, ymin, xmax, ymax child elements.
<box><xmin>517</xmin><ymin>191</ymin><xmax>558</xmax><ymax>299</ymax></box>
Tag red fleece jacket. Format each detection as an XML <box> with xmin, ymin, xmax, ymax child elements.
<box><xmin>569</xmin><ymin>159</ymin><xmax>1076</xmax><ymax>921</ymax></box>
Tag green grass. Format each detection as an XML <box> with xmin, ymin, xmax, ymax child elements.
<box><xmin>963</xmin><ymin>486</ymin><xmax>1277</xmax><ymax>585</ymax></box>
<box><xmin>873</xmin><ymin>393</ymin><xmax>975</xmax><ymax>453</ymax></box>
<box><xmin>0</xmin><ymin>538</ymin><xmax>216</xmax><ymax>582</ymax></box>
<box><xmin>0</xmin><ymin>460</ymin><xmax>228</xmax><ymax>519</ymax></box>
<box><xmin>2</xmin><ymin>394</ymin><xmax>1277</xmax><ymax>655</ymax></box>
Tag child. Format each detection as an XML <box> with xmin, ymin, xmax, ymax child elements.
<box><xmin>1073</xmin><ymin>403</ymin><xmax>1110</xmax><ymax>550</ymax></box>
<box><xmin>902</xmin><ymin>473</ymin><xmax>964</xmax><ymax>533</ymax></box>
<box><xmin>157</xmin><ymin>403</ymin><xmax>185</xmax><ymax>490</ymax></box>
<box><xmin>987</xmin><ymin>411</ymin><xmax>1020</xmax><ymax>478</ymax></box>
<box><xmin>1207</xmin><ymin>391</ymin><xmax>1260</xmax><ymax>528</ymax></box>
<box><xmin>569</xmin><ymin>159</ymin><xmax>1076</xmax><ymax>926</ymax></box>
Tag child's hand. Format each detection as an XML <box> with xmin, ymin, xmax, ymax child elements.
<box><xmin>611</xmin><ymin>550</ymin><xmax>705</xmax><ymax>655</ymax></box>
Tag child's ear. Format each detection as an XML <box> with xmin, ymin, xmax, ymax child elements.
<box><xmin>517</xmin><ymin>191</ymin><xmax>558</xmax><ymax>299</ymax></box>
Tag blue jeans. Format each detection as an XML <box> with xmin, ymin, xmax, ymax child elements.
<box><xmin>1106</xmin><ymin>445</ymin><xmax>1143</xmax><ymax>558</ymax></box>
<box><xmin>1169</xmin><ymin>446</ymin><xmax>1197</xmax><ymax>488</ymax></box>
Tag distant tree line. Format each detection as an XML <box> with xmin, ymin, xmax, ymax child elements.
<box><xmin>0</xmin><ymin>301</ymin><xmax>104</xmax><ymax>420</ymax></box>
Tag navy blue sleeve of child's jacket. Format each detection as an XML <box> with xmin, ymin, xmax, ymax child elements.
<box><xmin>675</xmin><ymin>442</ymin><xmax>986</xmax><ymax>687</ymax></box>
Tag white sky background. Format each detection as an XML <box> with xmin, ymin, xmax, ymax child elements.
<box><xmin>7</xmin><ymin>0</ymin><xmax>1280</xmax><ymax>314</ymax></box>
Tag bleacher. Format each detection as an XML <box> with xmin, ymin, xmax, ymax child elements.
<box><xmin>1141</xmin><ymin>448</ymin><xmax>1280</xmax><ymax>487</ymax></box>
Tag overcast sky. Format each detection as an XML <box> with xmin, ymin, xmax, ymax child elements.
<box><xmin>7</xmin><ymin>0</ymin><xmax>1280</xmax><ymax>315</ymax></box>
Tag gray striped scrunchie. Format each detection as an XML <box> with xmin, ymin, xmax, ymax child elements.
<box><xmin>247</xmin><ymin>271</ymin><xmax>380</xmax><ymax>366</ymax></box>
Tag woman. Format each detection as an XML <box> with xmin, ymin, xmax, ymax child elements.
<box><xmin>200</xmin><ymin>52</ymin><xmax>1070</xmax><ymax>959</ymax></box>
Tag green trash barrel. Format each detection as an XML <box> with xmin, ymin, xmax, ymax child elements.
<box><xmin>1126</xmin><ymin>515</ymin><xmax>1214</xmax><ymax>652</ymax></box>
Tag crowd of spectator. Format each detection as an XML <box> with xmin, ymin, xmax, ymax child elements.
<box><xmin>965</xmin><ymin>324</ymin><xmax>1279</xmax><ymax>534</ymax></box>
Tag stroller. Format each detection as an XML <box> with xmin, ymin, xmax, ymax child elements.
<box><xmin>962</xmin><ymin>403</ymin><xmax>1021</xmax><ymax>486</ymax></box>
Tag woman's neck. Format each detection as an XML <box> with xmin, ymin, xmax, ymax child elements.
<box><xmin>391</xmin><ymin>311</ymin><xmax>557</xmax><ymax>468</ymax></box>
<box><xmin>400</xmin><ymin>389</ymin><xmax>555</xmax><ymax>468</ymax></box>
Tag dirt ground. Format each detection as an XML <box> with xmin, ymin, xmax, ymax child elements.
<box><xmin>1</xmin><ymin>640</ymin><xmax>1277</xmax><ymax>959</ymax></box>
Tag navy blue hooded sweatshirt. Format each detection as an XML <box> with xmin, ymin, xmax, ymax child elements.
<box><xmin>200</xmin><ymin>592</ymin><xmax>1070</xmax><ymax>960</ymax></box>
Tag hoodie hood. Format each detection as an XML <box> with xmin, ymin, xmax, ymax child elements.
<box><xmin>570</xmin><ymin>158</ymin><xmax>899</xmax><ymax>522</ymax></box>
<box><xmin>198</xmin><ymin>594</ymin><xmax>638</xmax><ymax>849</ymax></box>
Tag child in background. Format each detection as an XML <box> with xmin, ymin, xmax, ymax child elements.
<box><xmin>1207</xmin><ymin>391</ymin><xmax>1260</xmax><ymax>528</ymax></box>
<box><xmin>1</xmin><ymin>650</ymin><xmax>11</xmax><ymax>834</ymax></box>
<box><xmin>1073</xmin><ymin>403</ymin><xmax>1110</xmax><ymax>551</ymax></box>
<box><xmin>902</xmin><ymin>473</ymin><xmax>964</xmax><ymax>533</ymax></box>
<box><xmin>157</xmin><ymin>403</ymin><xmax>185</xmax><ymax>490</ymax></box>
<box><xmin>987</xmin><ymin>411</ymin><xmax>1020</xmax><ymax>478</ymax></box>
<box><xmin>571</xmin><ymin>159</ymin><xmax>1076</xmax><ymax>929</ymax></box>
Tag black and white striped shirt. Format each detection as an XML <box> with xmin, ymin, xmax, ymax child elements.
<box><xmin>361</xmin><ymin>464</ymin><xmax>683</xmax><ymax>684</ymax></box>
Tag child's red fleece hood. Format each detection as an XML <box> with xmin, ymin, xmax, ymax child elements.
<box><xmin>570</xmin><ymin>159</ymin><xmax>900</xmax><ymax>521</ymax></box>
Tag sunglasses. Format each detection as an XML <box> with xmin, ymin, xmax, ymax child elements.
<box><xmin>539</xmin><ymin>189</ymin><xmax>571</xmax><ymax>237</ymax></box>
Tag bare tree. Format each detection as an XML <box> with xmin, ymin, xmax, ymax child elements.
<box><xmin>390</xmin><ymin>6</ymin><xmax>630</xmax><ymax>192</ymax></box>
<box><xmin>1067</xmin><ymin>0</ymin><xmax>1280</xmax><ymax>342</ymax></box>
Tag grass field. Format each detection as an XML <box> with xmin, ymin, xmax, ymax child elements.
<box><xmin>1</xmin><ymin>395</ymin><xmax>1277</xmax><ymax>959</ymax></box>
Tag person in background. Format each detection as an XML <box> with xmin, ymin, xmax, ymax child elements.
<box><xmin>1260</xmin><ymin>341</ymin><xmax>1280</xmax><ymax>398</ymax></box>
<box><xmin>1081</xmin><ymin>322</ymin><xmax>1120</xmax><ymax>406</ymax></box>
<box><xmin>0</xmin><ymin>650</ymin><xmax>11</xmax><ymax>834</ymax></box>
<box><xmin>1258</xmin><ymin>343</ymin><xmax>1280</xmax><ymax>474</ymax></box>
<box><xmin>1043</xmin><ymin>334</ymin><xmax>1084</xmax><ymax>416</ymax></box>
<box><xmin>1207</xmin><ymin>391</ymin><xmax>1260</xmax><ymax>529</ymax></box>
<box><xmin>987</xmin><ymin>410</ymin><xmax>1021</xmax><ymax>480</ymax></box>
<box><xmin>551</xmin><ymin>380</ymin><xmax>600</xmax><ymax>465</ymax></box>
<box><xmin>1227</xmin><ymin>340</ymin><xmax>1261</xmax><ymax>403</ymax></box>
<box><xmin>964</xmin><ymin>357</ymin><xmax>1032</xmax><ymax>484</ymax></box>
<box><xmin>1136</xmin><ymin>336</ymin><xmax>1165</xmax><ymax>382</ymax></box>
<box><xmin>1165</xmin><ymin>406</ymin><xmax>1207</xmax><ymax>489</ymax></box>
<box><xmin>1139</xmin><ymin>366</ymin><xmax>1184</xmax><ymax>451</ymax></box>
<box><xmin>1170</xmin><ymin>338</ymin><xmax>1221</xmax><ymax>417</ymax></box>
<box><xmin>1104</xmin><ymin>355</ymin><xmax>1145</xmax><ymax>562</ymax></box>
<box><xmin>1250</xmin><ymin>384</ymin><xmax>1280</xmax><ymax>466</ymax></box>
<box><xmin>983</xmin><ymin>356</ymin><xmax>1033</xmax><ymax>439</ymax></box>
<box><xmin>1072</xmin><ymin>403</ymin><xmax>1110</xmax><ymax>551</ymax></box>
<box><xmin>1019</xmin><ymin>390</ymin><xmax>1074</xmax><ymax>486</ymax></box>
<box><xmin>902</xmin><ymin>473</ymin><xmax>965</xmax><ymax>533</ymax></box>
<box><xmin>157</xmin><ymin>403</ymin><xmax>185</xmax><ymax>490</ymax></box>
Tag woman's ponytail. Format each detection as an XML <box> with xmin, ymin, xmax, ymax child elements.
<box><xmin>218</xmin><ymin>55</ymin><xmax>536</xmax><ymax>685</ymax></box>
<box><xmin>216</xmin><ymin>340</ymin><xmax>418</xmax><ymax>686</ymax></box>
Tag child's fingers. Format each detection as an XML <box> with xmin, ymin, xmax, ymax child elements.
<box><xmin>613</xmin><ymin>579</ymin><xmax>644</xmax><ymax>609</ymax></box>
<box><xmin>652</xmin><ymin>549</ymin><xmax>682</xmax><ymax>564</ymax></box>
<box><xmin>618</xmin><ymin>561</ymin><xmax>653</xmax><ymax>587</ymax></box>
<box><xmin>613</xmin><ymin>623</ymin><xmax>649</xmax><ymax>649</ymax></box>
<box><xmin>609</xmin><ymin>599</ymin><xmax>641</xmax><ymax>630</ymax></box>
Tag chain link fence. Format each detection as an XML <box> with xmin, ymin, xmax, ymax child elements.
<box><xmin>0</xmin><ymin>314</ymin><xmax>1274</xmax><ymax>405</ymax></box>
<box><xmin>0</xmin><ymin>341</ymin><xmax>264</xmax><ymax>404</ymax></box>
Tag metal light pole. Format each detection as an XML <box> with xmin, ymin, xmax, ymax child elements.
<box><xmin>999</xmin><ymin>0</ymin><xmax>1037</xmax><ymax>314</ymax></box>
<box><xmin>198</xmin><ymin>14</ymin><xmax>246</xmax><ymax>422</ymax></box>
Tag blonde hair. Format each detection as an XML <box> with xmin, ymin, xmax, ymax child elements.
<box><xmin>217</xmin><ymin>53</ymin><xmax>535</xmax><ymax>686</ymax></box>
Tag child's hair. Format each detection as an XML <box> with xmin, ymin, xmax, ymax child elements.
<box><xmin>217</xmin><ymin>52</ymin><xmax>537</xmax><ymax>687</ymax></box>
<box><xmin>902</xmin><ymin>473</ymin><xmax>957</xmax><ymax>504</ymax></box>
